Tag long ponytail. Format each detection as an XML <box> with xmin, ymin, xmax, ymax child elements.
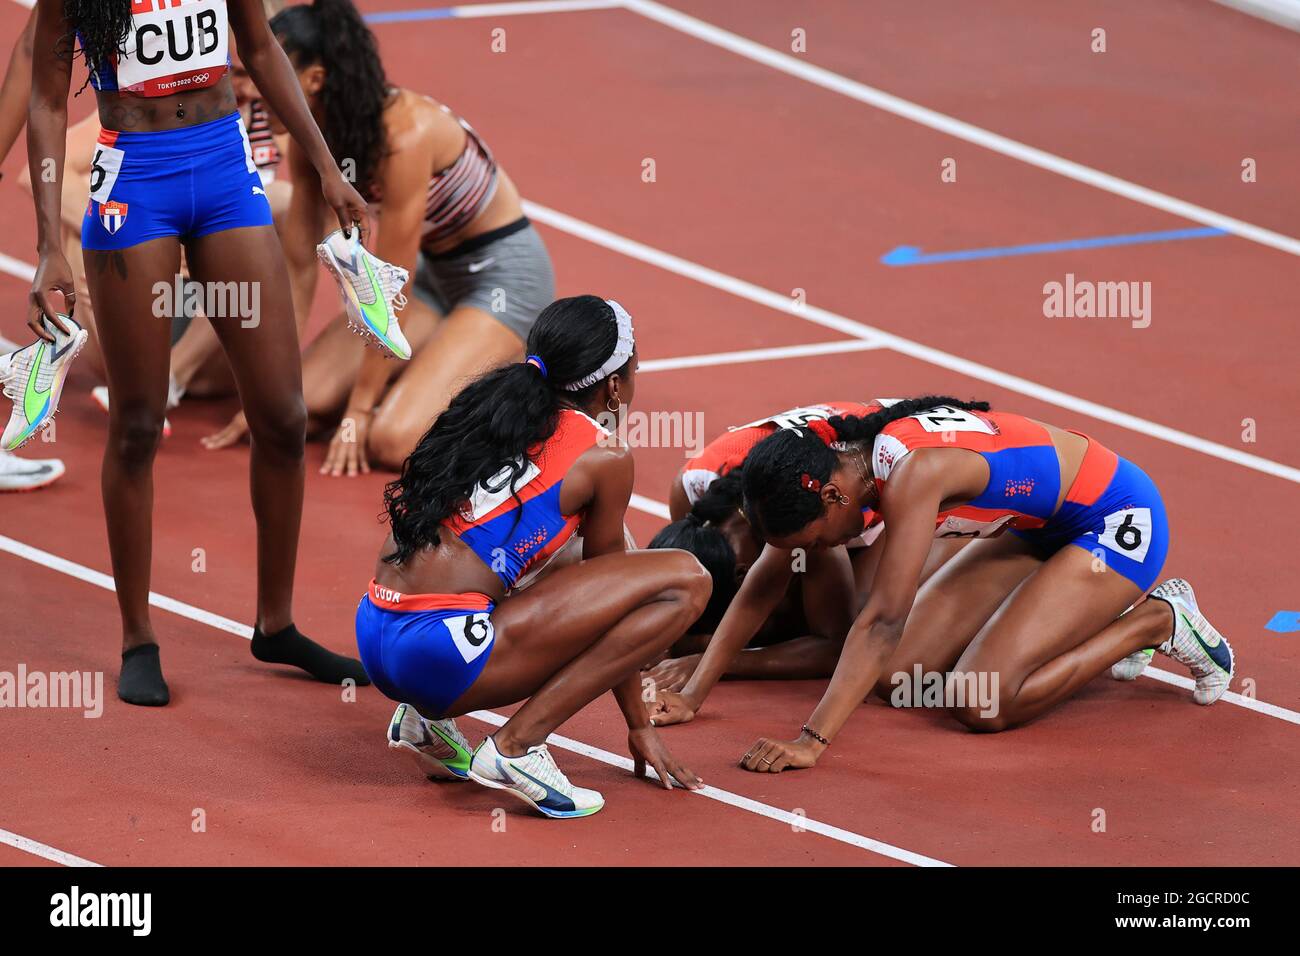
<box><xmin>271</xmin><ymin>0</ymin><xmax>389</xmax><ymax>198</ymax></box>
<box><xmin>382</xmin><ymin>296</ymin><xmax>627</xmax><ymax>566</ymax></box>
<box><xmin>648</xmin><ymin>469</ymin><xmax>746</xmax><ymax>632</ymax></box>
<box><xmin>741</xmin><ymin>396</ymin><xmax>990</xmax><ymax>538</ymax></box>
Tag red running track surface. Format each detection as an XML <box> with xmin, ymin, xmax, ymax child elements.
<box><xmin>1</xmin><ymin>0</ymin><xmax>1297</xmax><ymax>867</ymax></box>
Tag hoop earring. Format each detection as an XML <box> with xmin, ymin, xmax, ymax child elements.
<box><xmin>836</xmin><ymin>494</ymin><xmax>850</xmax><ymax>505</ymax></box>
<box><xmin>606</xmin><ymin>396</ymin><xmax>620</xmax><ymax>413</ymax></box>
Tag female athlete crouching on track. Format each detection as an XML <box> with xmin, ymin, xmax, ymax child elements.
<box><xmin>643</xmin><ymin>402</ymin><xmax>962</xmax><ymax>697</ymax></box>
<box><xmin>657</xmin><ymin>398</ymin><xmax>1235</xmax><ymax>770</ymax></box>
<box><xmin>355</xmin><ymin>297</ymin><xmax>709</xmax><ymax>818</ymax></box>
<box><xmin>204</xmin><ymin>0</ymin><xmax>556</xmax><ymax>476</ymax></box>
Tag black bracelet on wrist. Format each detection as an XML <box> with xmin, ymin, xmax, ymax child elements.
<box><xmin>801</xmin><ymin>724</ymin><xmax>829</xmax><ymax>747</ymax></box>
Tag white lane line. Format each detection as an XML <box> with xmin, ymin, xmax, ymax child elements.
<box><xmin>629</xmin><ymin>492</ymin><xmax>670</xmax><ymax>520</ymax></box>
<box><xmin>1138</xmin><ymin>667</ymin><xmax>1300</xmax><ymax>726</ymax></box>
<box><xmin>467</xmin><ymin>709</ymin><xmax>951</xmax><ymax>866</ymax></box>
<box><xmin>523</xmin><ymin>200</ymin><xmax>1300</xmax><ymax>485</ymax></box>
<box><xmin>0</xmin><ymin>828</ymin><xmax>101</xmax><ymax>867</ymax></box>
<box><xmin>0</xmin><ymin>252</ymin><xmax>35</xmax><ymax>283</ymax></box>
<box><xmin>621</xmin><ymin>0</ymin><xmax>1300</xmax><ymax>259</ymax></box>
<box><xmin>0</xmin><ymin>535</ymin><xmax>948</xmax><ymax>866</ymax></box>
<box><xmin>639</xmin><ymin>338</ymin><xmax>884</xmax><ymax>373</ymax></box>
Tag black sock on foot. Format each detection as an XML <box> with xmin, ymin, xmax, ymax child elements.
<box><xmin>118</xmin><ymin>644</ymin><xmax>170</xmax><ymax>706</ymax></box>
<box><xmin>250</xmin><ymin>623</ymin><xmax>370</xmax><ymax>686</ymax></box>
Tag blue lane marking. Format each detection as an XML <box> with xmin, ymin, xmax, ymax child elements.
<box><xmin>881</xmin><ymin>226</ymin><xmax>1228</xmax><ymax>266</ymax></box>
<box><xmin>365</xmin><ymin>8</ymin><xmax>457</xmax><ymax>23</ymax></box>
<box><xmin>1265</xmin><ymin>611</ymin><xmax>1300</xmax><ymax>634</ymax></box>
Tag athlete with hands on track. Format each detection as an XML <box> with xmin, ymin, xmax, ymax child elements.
<box><xmin>656</xmin><ymin>397</ymin><xmax>1234</xmax><ymax>774</ymax></box>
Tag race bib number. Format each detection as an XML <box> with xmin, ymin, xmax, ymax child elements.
<box><xmin>1096</xmin><ymin>507</ymin><xmax>1152</xmax><ymax>562</ymax></box>
<box><xmin>731</xmin><ymin>400</ymin><xmax>893</xmax><ymax>433</ymax></box>
<box><xmin>732</xmin><ymin>404</ymin><xmax>839</xmax><ymax>432</ymax></box>
<box><xmin>461</xmin><ymin>458</ymin><xmax>541</xmax><ymax>522</ymax></box>
<box><xmin>446</xmin><ymin>613</ymin><xmax>494</xmax><ymax>665</ymax></box>
<box><xmin>910</xmin><ymin>405</ymin><xmax>995</xmax><ymax>434</ymax></box>
<box><xmin>117</xmin><ymin>0</ymin><xmax>229</xmax><ymax>95</ymax></box>
<box><xmin>89</xmin><ymin>143</ymin><xmax>125</xmax><ymax>203</ymax></box>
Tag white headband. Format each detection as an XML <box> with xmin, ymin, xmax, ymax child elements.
<box><xmin>563</xmin><ymin>299</ymin><xmax>636</xmax><ymax>391</ymax></box>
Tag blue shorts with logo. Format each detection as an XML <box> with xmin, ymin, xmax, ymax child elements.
<box><xmin>355</xmin><ymin>583</ymin><xmax>497</xmax><ymax>718</ymax></box>
<box><xmin>83</xmin><ymin>110</ymin><xmax>273</xmax><ymax>251</ymax></box>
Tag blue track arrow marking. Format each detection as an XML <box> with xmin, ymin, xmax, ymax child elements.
<box><xmin>1265</xmin><ymin>611</ymin><xmax>1300</xmax><ymax>634</ymax></box>
<box><xmin>881</xmin><ymin>226</ymin><xmax>1228</xmax><ymax>266</ymax></box>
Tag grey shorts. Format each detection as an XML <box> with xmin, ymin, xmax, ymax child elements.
<box><xmin>411</xmin><ymin>217</ymin><xmax>556</xmax><ymax>342</ymax></box>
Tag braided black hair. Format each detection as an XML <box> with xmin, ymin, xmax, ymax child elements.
<box><xmin>382</xmin><ymin>296</ymin><xmax>629</xmax><ymax>566</ymax></box>
<box><xmin>741</xmin><ymin>396</ymin><xmax>991</xmax><ymax>538</ymax></box>
<box><xmin>648</xmin><ymin>469</ymin><xmax>745</xmax><ymax>632</ymax></box>
<box><xmin>271</xmin><ymin>0</ymin><xmax>388</xmax><ymax>198</ymax></box>
<box><xmin>63</xmin><ymin>1</ymin><xmax>132</xmax><ymax>94</ymax></box>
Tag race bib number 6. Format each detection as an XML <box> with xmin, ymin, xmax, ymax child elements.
<box><xmin>89</xmin><ymin>144</ymin><xmax>125</xmax><ymax>203</ymax></box>
<box><xmin>446</xmin><ymin>613</ymin><xmax>494</xmax><ymax>665</ymax></box>
<box><xmin>1097</xmin><ymin>507</ymin><xmax>1153</xmax><ymax>562</ymax></box>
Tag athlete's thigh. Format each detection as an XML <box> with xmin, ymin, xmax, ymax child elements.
<box><xmin>878</xmin><ymin>534</ymin><xmax>1042</xmax><ymax>689</ymax></box>
<box><xmin>466</xmin><ymin>549</ymin><xmax>703</xmax><ymax>706</ymax></box>
<box><xmin>377</xmin><ymin>304</ymin><xmax>523</xmax><ymax>433</ymax></box>
<box><xmin>954</xmin><ymin>544</ymin><xmax>1142</xmax><ymax>695</ymax></box>
<box><xmin>83</xmin><ymin>241</ymin><xmax>182</xmax><ymax>409</ymax></box>
<box><xmin>183</xmin><ymin>225</ymin><xmax>302</xmax><ymax>410</ymax></box>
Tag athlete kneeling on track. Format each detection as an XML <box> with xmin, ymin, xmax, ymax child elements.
<box><xmin>645</xmin><ymin>401</ymin><xmax>962</xmax><ymax>693</ymax></box>
<box><xmin>355</xmin><ymin>297</ymin><xmax>709</xmax><ymax>818</ymax></box>
<box><xmin>655</xmin><ymin>397</ymin><xmax>1233</xmax><ymax>771</ymax></box>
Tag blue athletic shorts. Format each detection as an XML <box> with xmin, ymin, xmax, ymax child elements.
<box><xmin>1012</xmin><ymin>437</ymin><xmax>1169</xmax><ymax>592</ymax></box>
<box><xmin>82</xmin><ymin>111</ymin><xmax>273</xmax><ymax>251</ymax></box>
<box><xmin>355</xmin><ymin>582</ymin><xmax>497</xmax><ymax>718</ymax></box>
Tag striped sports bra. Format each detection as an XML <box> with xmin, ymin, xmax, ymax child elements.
<box><xmin>368</xmin><ymin>105</ymin><xmax>500</xmax><ymax>247</ymax></box>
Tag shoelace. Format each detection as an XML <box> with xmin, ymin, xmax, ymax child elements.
<box><xmin>521</xmin><ymin>744</ymin><xmax>573</xmax><ymax>792</ymax></box>
<box><xmin>1</xmin><ymin>350</ymin><xmax>35</xmax><ymax>401</ymax></box>
<box><xmin>377</xmin><ymin>262</ymin><xmax>409</xmax><ymax>312</ymax></box>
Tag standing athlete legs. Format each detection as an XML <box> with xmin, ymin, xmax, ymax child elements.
<box><xmin>84</xmin><ymin>240</ymin><xmax>181</xmax><ymax>705</ymax></box>
<box><xmin>185</xmin><ymin>225</ymin><xmax>367</xmax><ymax>685</ymax></box>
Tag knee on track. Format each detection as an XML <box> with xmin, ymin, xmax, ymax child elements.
<box><xmin>951</xmin><ymin>702</ymin><xmax>1011</xmax><ymax>733</ymax></box>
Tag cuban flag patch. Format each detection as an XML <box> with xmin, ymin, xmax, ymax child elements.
<box><xmin>99</xmin><ymin>200</ymin><xmax>128</xmax><ymax>235</ymax></box>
